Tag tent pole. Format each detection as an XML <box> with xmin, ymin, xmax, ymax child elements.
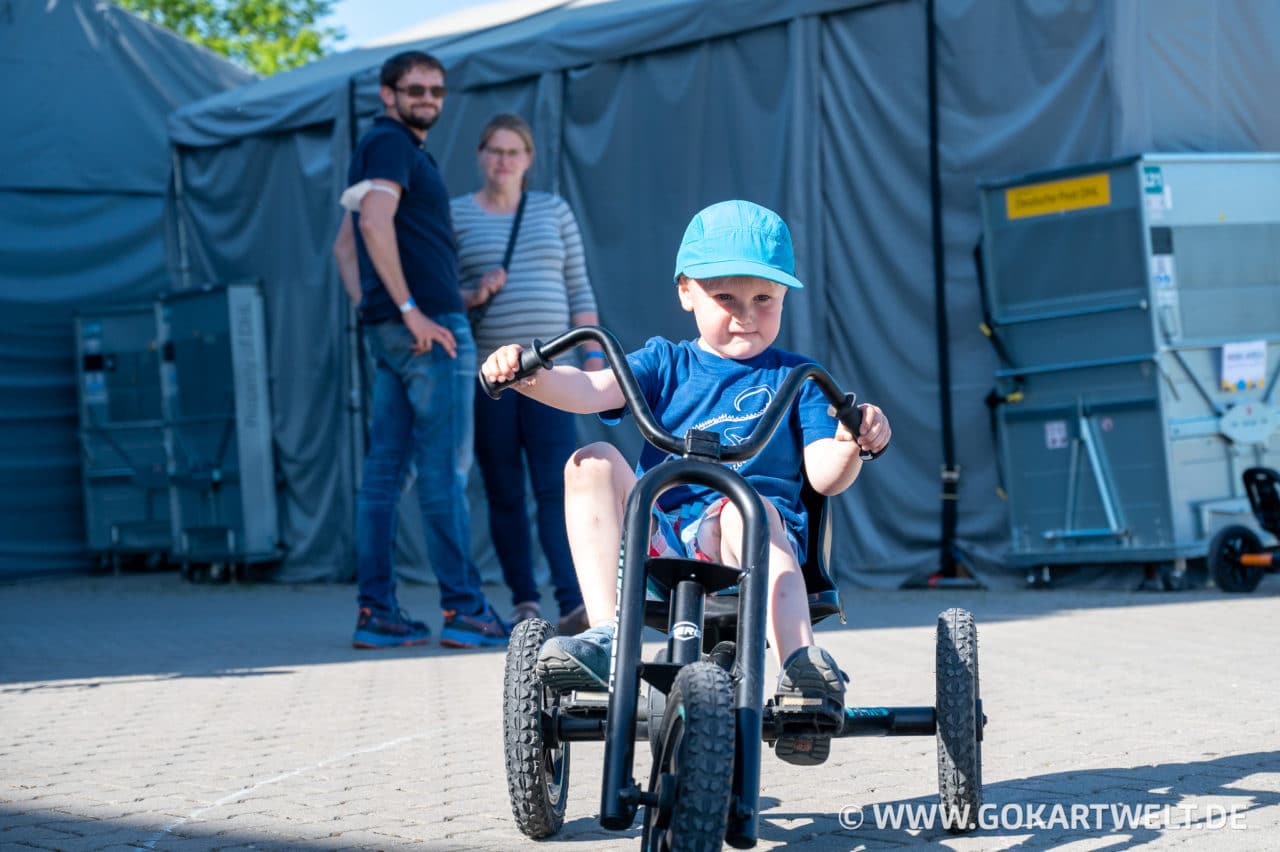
<box><xmin>901</xmin><ymin>0</ymin><xmax>983</xmax><ymax>590</ymax></box>
<box><xmin>344</xmin><ymin>75</ymin><xmax>370</xmax><ymax>568</ymax></box>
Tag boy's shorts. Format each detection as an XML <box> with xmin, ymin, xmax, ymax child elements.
<box><xmin>642</xmin><ymin>497</ymin><xmax>801</xmax><ymax>601</ymax></box>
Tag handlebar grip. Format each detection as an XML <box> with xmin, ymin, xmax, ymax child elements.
<box><xmin>518</xmin><ymin>342</ymin><xmax>551</xmax><ymax>374</ymax></box>
<box><xmin>478</xmin><ymin>339</ymin><xmax>555</xmax><ymax>400</ymax></box>
<box><xmin>831</xmin><ymin>392</ymin><xmax>887</xmax><ymax>461</ymax></box>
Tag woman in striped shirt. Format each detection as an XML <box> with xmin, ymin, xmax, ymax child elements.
<box><xmin>453</xmin><ymin>113</ymin><xmax>601</xmax><ymax>635</ymax></box>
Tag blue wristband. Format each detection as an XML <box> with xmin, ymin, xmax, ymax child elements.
<box><xmin>398</xmin><ymin>297</ymin><xmax>417</xmax><ymax>314</ymax></box>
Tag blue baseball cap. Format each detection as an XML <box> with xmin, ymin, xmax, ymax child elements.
<box><xmin>673</xmin><ymin>200</ymin><xmax>803</xmax><ymax>289</ymax></box>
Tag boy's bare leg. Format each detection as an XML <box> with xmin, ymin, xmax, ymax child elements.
<box><xmin>717</xmin><ymin>497</ymin><xmax>843</xmax><ymax>766</ymax></box>
<box><xmin>716</xmin><ymin>500</ymin><xmax>815</xmax><ymax>666</ymax></box>
<box><xmin>563</xmin><ymin>442</ymin><xmax>636</xmax><ymax>628</ymax></box>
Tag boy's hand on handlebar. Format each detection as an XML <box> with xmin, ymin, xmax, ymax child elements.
<box><xmin>836</xmin><ymin>402</ymin><xmax>890</xmax><ymax>455</ymax></box>
<box><xmin>481</xmin><ymin>343</ymin><xmax>536</xmax><ymax>388</ymax></box>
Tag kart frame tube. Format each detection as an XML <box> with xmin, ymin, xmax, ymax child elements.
<box><xmin>558</xmin><ymin>704</ymin><xmax>939</xmax><ymax>742</ymax></box>
<box><xmin>599</xmin><ymin>458</ymin><xmax>770</xmax><ymax>850</ymax></box>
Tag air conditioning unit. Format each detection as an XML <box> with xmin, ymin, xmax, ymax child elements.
<box><xmin>159</xmin><ymin>283</ymin><xmax>282</xmax><ymax>570</ymax></box>
<box><xmin>75</xmin><ymin>304</ymin><xmax>172</xmax><ymax>568</ymax></box>
<box><xmin>979</xmin><ymin>153</ymin><xmax>1280</xmax><ymax>570</ymax></box>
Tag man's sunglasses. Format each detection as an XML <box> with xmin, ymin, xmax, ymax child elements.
<box><xmin>395</xmin><ymin>84</ymin><xmax>448</xmax><ymax>99</ymax></box>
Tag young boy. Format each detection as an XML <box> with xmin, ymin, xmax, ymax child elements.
<box><xmin>479</xmin><ymin>200</ymin><xmax>890</xmax><ymax>764</ymax></box>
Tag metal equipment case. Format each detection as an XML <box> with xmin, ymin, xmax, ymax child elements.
<box><xmin>979</xmin><ymin>154</ymin><xmax>1280</xmax><ymax>570</ymax></box>
<box><xmin>75</xmin><ymin>305</ymin><xmax>173</xmax><ymax>567</ymax></box>
<box><xmin>159</xmin><ymin>284</ymin><xmax>280</xmax><ymax>569</ymax></box>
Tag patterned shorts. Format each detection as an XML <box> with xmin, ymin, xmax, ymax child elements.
<box><xmin>642</xmin><ymin>497</ymin><xmax>801</xmax><ymax>601</ymax></box>
<box><xmin>647</xmin><ymin>497</ymin><xmax>730</xmax><ymax>563</ymax></box>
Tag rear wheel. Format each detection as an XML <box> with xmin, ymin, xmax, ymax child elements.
<box><xmin>936</xmin><ymin>607</ymin><xmax>981</xmax><ymax>833</ymax></box>
<box><xmin>642</xmin><ymin>662</ymin><xmax>735</xmax><ymax>852</ymax></box>
<box><xmin>503</xmin><ymin>618</ymin><xmax>569</xmax><ymax>838</ymax></box>
<box><xmin>1209</xmin><ymin>525</ymin><xmax>1265</xmax><ymax>593</ymax></box>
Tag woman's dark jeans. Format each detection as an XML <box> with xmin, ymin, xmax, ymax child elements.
<box><xmin>473</xmin><ymin>389</ymin><xmax>584</xmax><ymax>615</ymax></box>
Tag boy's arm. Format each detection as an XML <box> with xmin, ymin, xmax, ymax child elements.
<box><xmin>481</xmin><ymin>343</ymin><xmax>625</xmax><ymax>414</ymax></box>
<box><xmin>804</xmin><ymin>402</ymin><xmax>891</xmax><ymax>496</ymax></box>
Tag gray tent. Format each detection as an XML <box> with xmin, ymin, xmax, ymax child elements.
<box><xmin>162</xmin><ymin>0</ymin><xmax>1280</xmax><ymax>587</ymax></box>
<box><xmin>0</xmin><ymin>0</ymin><xmax>252</xmax><ymax>577</ymax></box>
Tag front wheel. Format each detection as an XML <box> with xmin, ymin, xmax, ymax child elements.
<box><xmin>503</xmin><ymin>618</ymin><xmax>570</xmax><ymax>838</ymax></box>
<box><xmin>1209</xmin><ymin>525</ymin><xmax>1265</xmax><ymax>593</ymax></box>
<box><xmin>642</xmin><ymin>662</ymin><xmax>735</xmax><ymax>852</ymax></box>
<box><xmin>936</xmin><ymin>607</ymin><xmax>981</xmax><ymax>833</ymax></box>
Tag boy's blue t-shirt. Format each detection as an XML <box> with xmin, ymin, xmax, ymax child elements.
<box><xmin>606</xmin><ymin>336</ymin><xmax>840</xmax><ymax>561</ymax></box>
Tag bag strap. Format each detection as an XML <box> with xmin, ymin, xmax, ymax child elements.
<box><xmin>469</xmin><ymin>192</ymin><xmax>526</xmax><ymax>327</ymax></box>
<box><xmin>500</xmin><ymin>191</ymin><xmax>528</xmax><ymax>271</ymax></box>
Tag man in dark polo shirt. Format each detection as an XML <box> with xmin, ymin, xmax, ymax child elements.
<box><xmin>332</xmin><ymin>50</ymin><xmax>506</xmax><ymax>650</ymax></box>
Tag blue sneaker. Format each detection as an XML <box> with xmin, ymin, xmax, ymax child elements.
<box><xmin>439</xmin><ymin>603</ymin><xmax>509</xmax><ymax>649</ymax></box>
<box><xmin>352</xmin><ymin>607</ymin><xmax>431</xmax><ymax>649</ymax></box>
<box><xmin>535</xmin><ymin>622</ymin><xmax>615</xmax><ymax>690</ymax></box>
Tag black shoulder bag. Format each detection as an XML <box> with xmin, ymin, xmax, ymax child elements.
<box><xmin>468</xmin><ymin>191</ymin><xmax>526</xmax><ymax>327</ymax></box>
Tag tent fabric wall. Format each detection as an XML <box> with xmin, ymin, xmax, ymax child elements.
<box><xmin>168</xmin><ymin>129</ymin><xmax>355</xmax><ymax>581</ymax></box>
<box><xmin>926</xmin><ymin>0</ymin><xmax>1116</xmax><ymax>580</ymax></box>
<box><xmin>559</xmin><ymin>23</ymin><xmax>799</xmax><ymax>353</ymax></box>
<box><xmin>165</xmin><ymin>0</ymin><xmax>876</xmax><ymax>147</ymax></box>
<box><xmin>556</xmin><ymin>16</ymin><xmax>827</xmax><ymax>468</ymax></box>
<box><xmin>817</xmin><ymin>2</ymin><xmax>940</xmax><ymax>581</ymax></box>
<box><xmin>0</xmin><ymin>0</ymin><xmax>248</xmax><ymax>193</ymax></box>
<box><xmin>1106</xmin><ymin>0</ymin><xmax>1280</xmax><ymax>153</ymax></box>
<box><xmin>159</xmin><ymin>0</ymin><xmax>1280</xmax><ymax>587</ymax></box>
<box><xmin>0</xmin><ymin>1</ymin><xmax>251</xmax><ymax>577</ymax></box>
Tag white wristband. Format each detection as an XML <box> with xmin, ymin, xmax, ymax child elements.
<box><xmin>398</xmin><ymin>297</ymin><xmax>416</xmax><ymax>314</ymax></box>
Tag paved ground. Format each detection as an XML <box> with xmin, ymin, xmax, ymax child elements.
<box><xmin>2</xmin><ymin>572</ymin><xmax>1278</xmax><ymax>851</ymax></box>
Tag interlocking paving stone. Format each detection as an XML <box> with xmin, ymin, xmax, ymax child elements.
<box><xmin>2</xmin><ymin>574</ymin><xmax>1278</xmax><ymax>849</ymax></box>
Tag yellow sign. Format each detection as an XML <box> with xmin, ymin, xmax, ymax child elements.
<box><xmin>1005</xmin><ymin>173</ymin><xmax>1111</xmax><ymax>220</ymax></box>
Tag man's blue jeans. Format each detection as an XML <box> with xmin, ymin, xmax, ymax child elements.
<box><xmin>355</xmin><ymin>314</ymin><xmax>484</xmax><ymax>616</ymax></box>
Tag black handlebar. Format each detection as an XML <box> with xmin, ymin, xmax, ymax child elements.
<box><xmin>478</xmin><ymin>325</ymin><xmax>884</xmax><ymax>461</ymax></box>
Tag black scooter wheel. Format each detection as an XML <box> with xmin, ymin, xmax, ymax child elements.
<box><xmin>642</xmin><ymin>662</ymin><xmax>735</xmax><ymax>852</ymax></box>
<box><xmin>936</xmin><ymin>607</ymin><xmax>981</xmax><ymax>833</ymax></box>
<box><xmin>503</xmin><ymin>618</ymin><xmax>570</xmax><ymax>838</ymax></box>
<box><xmin>1209</xmin><ymin>525</ymin><xmax>1265</xmax><ymax>593</ymax></box>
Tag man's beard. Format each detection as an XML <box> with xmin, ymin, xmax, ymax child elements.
<box><xmin>397</xmin><ymin>101</ymin><xmax>438</xmax><ymax>131</ymax></box>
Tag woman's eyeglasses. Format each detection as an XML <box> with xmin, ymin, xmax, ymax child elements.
<box><xmin>483</xmin><ymin>146</ymin><xmax>528</xmax><ymax>159</ymax></box>
<box><xmin>395</xmin><ymin>84</ymin><xmax>447</xmax><ymax>99</ymax></box>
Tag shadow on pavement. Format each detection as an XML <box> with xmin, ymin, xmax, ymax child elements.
<box><xmin>2</xmin><ymin>751</ymin><xmax>1274</xmax><ymax>850</ymax></box>
<box><xmin>0</xmin><ymin>574</ymin><xmax>511</xmax><ymax>685</ymax></box>
<box><xmin>754</xmin><ymin>750</ymin><xmax>1280</xmax><ymax>849</ymax></box>
<box><xmin>2</xmin><ymin>572</ymin><xmax>1277</xmax><ymax>684</ymax></box>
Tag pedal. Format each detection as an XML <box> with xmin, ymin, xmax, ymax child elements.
<box><xmin>570</xmin><ymin>689</ymin><xmax>610</xmax><ymax>708</ymax></box>
<box><xmin>770</xmin><ymin>694</ymin><xmax>845</xmax><ymax>735</ymax></box>
<box><xmin>775</xmin><ymin>693</ymin><xmax>834</xmax><ymax>711</ymax></box>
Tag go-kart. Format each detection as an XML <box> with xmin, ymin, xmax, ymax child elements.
<box><xmin>482</xmin><ymin>326</ymin><xmax>986</xmax><ymax>849</ymax></box>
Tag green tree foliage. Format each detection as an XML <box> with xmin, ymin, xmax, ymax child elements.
<box><xmin>117</xmin><ymin>0</ymin><xmax>344</xmax><ymax>76</ymax></box>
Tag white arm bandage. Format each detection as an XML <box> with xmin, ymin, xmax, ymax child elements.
<box><xmin>339</xmin><ymin>180</ymin><xmax>401</xmax><ymax>212</ymax></box>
